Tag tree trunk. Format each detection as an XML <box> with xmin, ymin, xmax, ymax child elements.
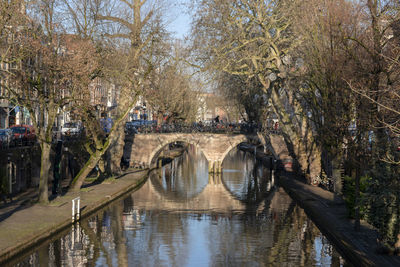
<box><xmin>69</xmin><ymin>94</ymin><xmax>137</xmax><ymax>192</ymax></box>
<box><xmin>113</xmin><ymin>204</ymin><xmax>128</xmax><ymax>267</ymax></box>
<box><xmin>38</xmin><ymin>142</ymin><xmax>51</xmax><ymax>204</ymax></box>
<box><xmin>354</xmin><ymin>167</ymin><xmax>361</xmax><ymax>231</ymax></box>
<box><xmin>332</xmin><ymin>154</ymin><xmax>343</xmax><ymax>195</ymax></box>
<box><xmin>270</xmin><ymin>87</ymin><xmax>321</xmax><ymax>183</ymax></box>
<box><xmin>106</xmin><ymin>120</ymin><xmax>126</xmax><ymax>175</ymax></box>
<box><xmin>308</xmin><ymin>145</ymin><xmax>322</xmax><ymax>184</ymax></box>
<box><xmin>71</xmin><ymin>150</ymin><xmax>103</xmax><ymax>192</ymax></box>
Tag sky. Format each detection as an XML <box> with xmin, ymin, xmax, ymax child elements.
<box><xmin>165</xmin><ymin>0</ymin><xmax>193</xmax><ymax>39</ymax></box>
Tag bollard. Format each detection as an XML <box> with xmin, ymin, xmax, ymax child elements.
<box><xmin>76</xmin><ymin>197</ymin><xmax>80</xmax><ymax>220</ymax></box>
<box><xmin>72</xmin><ymin>199</ymin><xmax>74</xmax><ymax>222</ymax></box>
<box><xmin>72</xmin><ymin>197</ymin><xmax>81</xmax><ymax>222</ymax></box>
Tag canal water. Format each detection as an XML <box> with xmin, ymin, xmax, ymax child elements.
<box><xmin>10</xmin><ymin>145</ymin><xmax>348</xmax><ymax>266</ymax></box>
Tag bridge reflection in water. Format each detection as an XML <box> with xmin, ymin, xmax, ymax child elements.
<box><xmin>11</xmin><ymin>145</ymin><xmax>347</xmax><ymax>267</ymax></box>
<box><xmin>133</xmin><ymin>145</ymin><xmax>276</xmax><ymax>213</ymax></box>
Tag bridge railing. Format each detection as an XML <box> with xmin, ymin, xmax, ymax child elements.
<box><xmin>125</xmin><ymin>122</ymin><xmax>282</xmax><ymax>135</ymax></box>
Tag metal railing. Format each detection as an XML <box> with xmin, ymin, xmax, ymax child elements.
<box><xmin>47</xmin><ymin>123</ymin><xmax>283</xmax><ymax>143</ymax></box>
<box><xmin>124</xmin><ymin>122</ymin><xmax>269</xmax><ymax>135</ymax></box>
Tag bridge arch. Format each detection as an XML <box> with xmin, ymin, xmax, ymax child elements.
<box><xmin>219</xmin><ymin>135</ymin><xmax>249</xmax><ymax>165</ymax></box>
<box><xmin>147</xmin><ymin>135</ymin><xmax>207</xmax><ymax>168</ymax></box>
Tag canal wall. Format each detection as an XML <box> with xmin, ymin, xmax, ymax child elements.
<box><xmin>0</xmin><ymin>144</ymin><xmax>81</xmax><ymax>198</ymax></box>
<box><xmin>0</xmin><ymin>170</ymin><xmax>148</xmax><ymax>265</ymax></box>
<box><xmin>278</xmin><ymin>173</ymin><xmax>400</xmax><ymax>267</ymax></box>
<box><xmin>0</xmin><ymin>146</ymin><xmax>41</xmax><ymax>196</ymax></box>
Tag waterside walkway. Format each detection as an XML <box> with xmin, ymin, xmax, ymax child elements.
<box><xmin>278</xmin><ymin>173</ymin><xmax>400</xmax><ymax>267</ymax></box>
<box><xmin>0</xmin><ymin>170</ymin><xmax>148</xmax><ymax>265</ymax></box>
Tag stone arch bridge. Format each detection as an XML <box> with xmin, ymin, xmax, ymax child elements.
<box><xmin>128</xmin><ymin>133</ymin><xmax>290</xmax><ymax>172</ymax></box>
<box><xmin>128</xmin><ymin>133</ymin><xmax>261</xmax><ymax>172</ymax></box>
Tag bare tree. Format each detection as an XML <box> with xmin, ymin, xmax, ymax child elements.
<box><xmin>191</xmin><ymin>0</ymin><xmax>322</xmax><ymax>183</ymax></box>
<box><xmin>0</xmin><ymin>0</ymin><xmax>100</xmax><ymax>203</ymax></box>
<box><xmin>70</xmin><ymin>0</ymin><xmax>168</xmax><ymax>190</ymax></box>
<box><xmin>216</xmin><ymin>73</ymin><xmax>266</xmax><ymax>123</ymax></box>
<box><xmin>343</xmin><ymin>0</ymin><xmax>400</xmax><ymax>244</ymax></box>
<box><xmin>145</xmin><ymin>41</ymin><xmax>198</xmax><ymax>124</ymax></box>
<box><xmin>60</xmin><ymin>0</ymin><xmax>105</xmax><ymax>38</ymax></box>
<box><xmin>291</xmin><ymin>0</ymin><xmax>400</xmax><ymax>247</ymax></box>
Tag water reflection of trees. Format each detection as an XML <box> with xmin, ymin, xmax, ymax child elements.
<box><xmin>206</xmin><ymin>189</ymin><xmax>343</xmax><ymax>266</ymax></box>
<box><xmin>153</xmin><ymin>145</ymin><xmax>209</xmax><ymax>199</ymax></box>
<box><xmin>222</xmin><ymin>149</ymin><xmax>273</xmax><ymax>205</ymax></box>
<box><xmin>13</xmin><ymin>147</ymin><xmax>344</xmax><ymax>266</ymax></box>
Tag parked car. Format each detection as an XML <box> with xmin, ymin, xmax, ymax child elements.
<box><xmin>10</xmin><ymin>125</ymin><xmax>36</xmax><ymax>145</ymax></box>
<box><xmin>61</xmin><ymin>122</ymin><xmax>82</xmax><ymax>136</ymax></box>
<box><xmin>0</xmin><ymin>128</ymin><xmax>13</xmax><ymax>148</ymax></box>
